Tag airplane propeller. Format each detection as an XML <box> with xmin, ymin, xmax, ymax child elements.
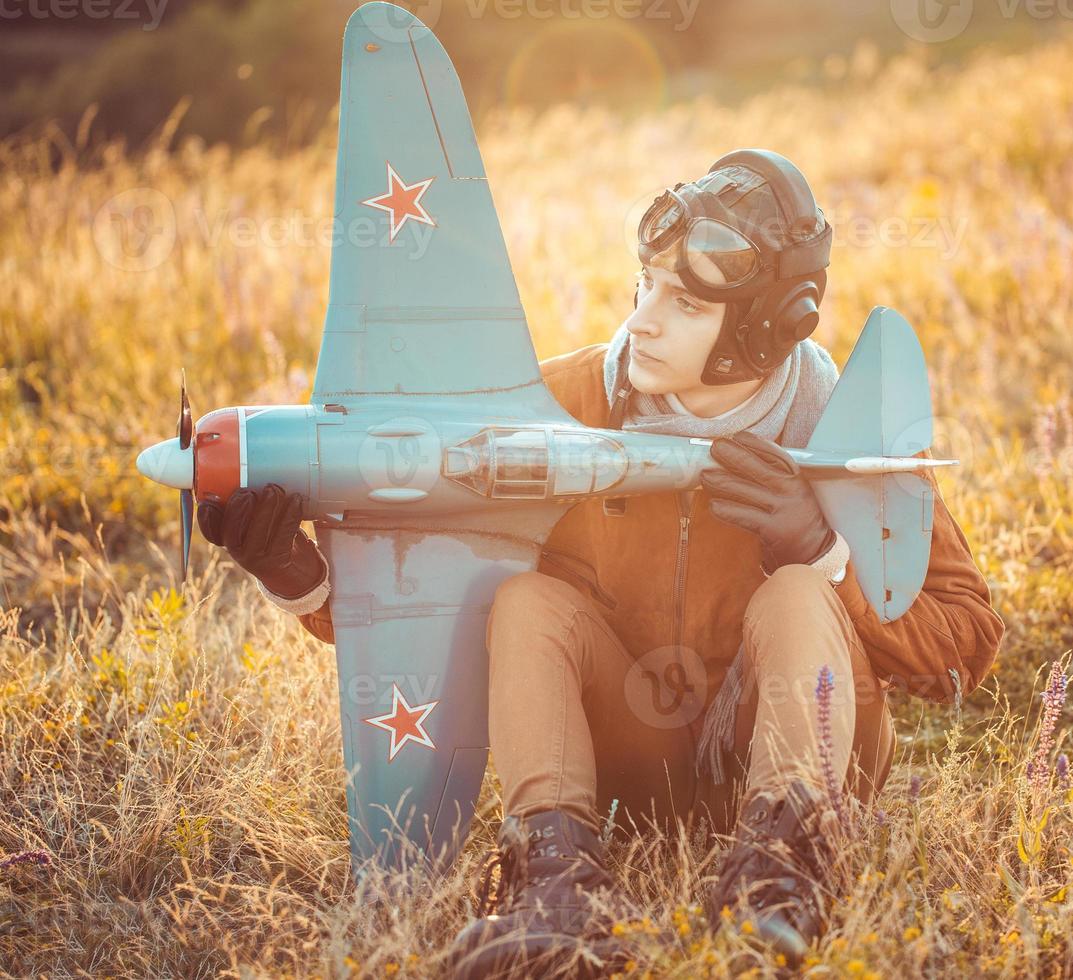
<box><xmin>177</xmin><ymin>372</ymin><xmax>194</xmax><ymax>579</ymax></box>
<box><xmin>178</xmin><ymin>370</ymin><xmax>193</xmax><ymax>450</ymax></box>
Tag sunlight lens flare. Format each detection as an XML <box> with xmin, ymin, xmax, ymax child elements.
<box><xmin>503</xmin><ymin>21</ymin><xmax>667</xmax><ymax>112</ymax></box>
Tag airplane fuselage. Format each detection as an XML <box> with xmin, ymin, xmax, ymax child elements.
<box><xmin>136</xmin><ymin>401</ymin><xmax>956</xmax><ymax>522</ymax></box>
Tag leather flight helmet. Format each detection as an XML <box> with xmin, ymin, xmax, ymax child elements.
<box><xmin>635</xmin><ymin>148</ymin><xmax>833</xmax><ymax>386</ymax></box>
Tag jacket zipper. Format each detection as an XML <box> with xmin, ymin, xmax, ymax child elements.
<box><xmin>671</xmin><ymin>491</ymin><xmax>693</xmax><ymax>654</ymax></box>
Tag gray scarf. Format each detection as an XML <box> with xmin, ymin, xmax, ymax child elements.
<box><xmin>602</xmin><ymin>320</ymin><xmax>841</xmax><ymax>784</ymax></box>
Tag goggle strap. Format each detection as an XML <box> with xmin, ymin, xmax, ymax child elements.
<box><xmin>774</xmin><ymin>221</ymin><xmax>833</xmax><ymax>279</ymax></box>
<box><xmin>640</xmin><ymin>188</ymin><xmax>690</xmax><ymax>249</ymax></box>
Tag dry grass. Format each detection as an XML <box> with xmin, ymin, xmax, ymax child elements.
<box><xmin>3</xmin><ymin>32</ymin><xmax>1073</xmax><ymax>979</ymax></box>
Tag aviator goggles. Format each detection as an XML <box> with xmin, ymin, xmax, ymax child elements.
<box><xmin>637</xmin><ymin>183</ymin><xmax>832</xmax><ymax>303</ymax></box>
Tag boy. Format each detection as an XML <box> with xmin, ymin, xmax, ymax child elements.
<box><xmin>197</xmin><ymin>149</ymin><xmax>1004</xmax><ymax>975</ymax></box>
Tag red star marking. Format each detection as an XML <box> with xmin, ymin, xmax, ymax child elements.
<box><xmin>360</xmin><ymin>162</ymin><xmax>436</xmax><ymax>243</ymax></box>
<box><xmin>363</xmin><ymin>683</ymin><xmax>439</xmax><ymax>762</ymax></box>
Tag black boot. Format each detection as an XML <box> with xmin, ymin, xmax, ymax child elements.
<box><xmin>442</xmin><ymin>809</ymin><xmax>635</xmax><ymax>979</ymax></box>
<box><xmin>704</xmin><ymin>778</ymin><xmax>839</xmax><ymax>967</ymax></box>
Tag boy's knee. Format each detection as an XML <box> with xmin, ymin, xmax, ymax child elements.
<box><xmin>762</xmin><ymin>561</ymin><xmax>830</xmax><ymax>593</ymax></box>
<box><xmin>745</xmin><ymin>562</ymin><xmax>831</xmax><ymax>623</ymax></box>
<box><xmin>491</xmin><ymin>570</ymin><xmax>569</xmax><ymax>614</ymax></box>
<box><xmin>743</xmin><ymin>562</ymin><xmax>861</xmax><ymax>671</ymax></box>
<box><xmin>486</xmin><ymin>571</ymin><xmax>580</xmax><ymax>653</ymax></box>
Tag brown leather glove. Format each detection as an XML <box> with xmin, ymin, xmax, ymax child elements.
<box><xmin>701</xmin><ymin>430</ymin><xmax>835</xmax><ymax>575</ymax></box>
<box><xmin>196</xmin><ymin>484</ymin><xmax>326</xmax><ymax>599</ymax></box>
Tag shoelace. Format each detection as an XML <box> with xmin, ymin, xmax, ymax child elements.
<box><xmin>713</xmin><ymin>797</ymin><xmax>834</xmax><ymax>915</ymax></box>
<box><xmin>472</xmin><ymin>835</ymin><xmax>615</xmax><ymax>919</ymax></box>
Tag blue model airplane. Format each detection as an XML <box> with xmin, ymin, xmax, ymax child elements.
<box><xmin>136</xmin><ymin>2</ymin><xmax>957</xmax><ymax>886</ymax></box>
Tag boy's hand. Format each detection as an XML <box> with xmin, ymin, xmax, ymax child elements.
<box><xmin>701</xmin><ymin>430</ymin><xmax>836</xmax><ymax>574</ymax></box>
<box><xmin>197</xmin><ymin>484</ymin><xmax>327</xmax><ymax>599</ymax></box>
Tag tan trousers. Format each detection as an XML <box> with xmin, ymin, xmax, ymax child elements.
<box><xmin>487</xmin><ymin>564</ymin><xmax>897</xmax><ymax>839</ymax></box>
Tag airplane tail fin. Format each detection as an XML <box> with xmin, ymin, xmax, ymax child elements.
<box><xmin>807</xmin><ymin>306</ymin><xmax>934</xmax><ymax>457</ymax></box>
<box><xmin>807</xmin><ymin>307</ymin><xmax>937</xmax><ymax>622</ymax></box>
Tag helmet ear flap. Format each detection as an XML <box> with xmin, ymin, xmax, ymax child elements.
<box><xmin>726</xmin><ymin>273</ymin><xmax>824</xmax><ymax>378</ymax></box>
<box><xmin>770</xmin><ymin>272</ymin><xmax>825</xmax><ymax>350</ymax></box>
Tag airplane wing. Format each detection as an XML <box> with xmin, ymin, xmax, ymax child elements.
<box><xmin>311</xmin><ymin>2</ymin><xmax>570</xmax><ymax>420</ymax></box>
<box><xmin>308</xmin><ymin>3</ymin><xmax>584</xmax><ymax>883</ymax></box>
<box><xmin>318</xmin><ymin>520</ymin><xmax>548</xmax><ymax>878</ymax></box>
<box><xmin>806</xmin><ymin>307</ymin><xmax>936</xmax><ymax>622</ymax></box>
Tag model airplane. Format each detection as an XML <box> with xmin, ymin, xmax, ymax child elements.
<box><xmin>135</xmin><ymin>2</ymin><xmax>957</xmax><ymax>886</ymax></box>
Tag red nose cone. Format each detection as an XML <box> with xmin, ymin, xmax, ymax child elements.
<box><xmin>193</xmin><ymin>408</ymin><xmax>241</xmax><ymax>504</ymax></box>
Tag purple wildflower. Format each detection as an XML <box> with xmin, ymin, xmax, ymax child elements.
<box><xmin>1057</xmin><ymin>753</ymin><xmax>1070</xmax><ymax>792</ymax></box>
<box><xmin>0</xmin><ymin>850</ymin><xmax>52</xmax><ymax>871</ymax></box>
<box><xmin>1030</xmin><ymin>661</ymin><xmax>1069</xmax><ymax>799</ymax></box>
<box><xmin>815</xmin><ymin>664</ymin><xmax>847</xmax><ymax>829</ymax></box>
<box><xmin>908</xmin><ymin>773</ymin><xmax>922</xmax><ymax>804</ymax></box>
<box><xmin>875</xmin><ymin>809</ymin><xmax>888</xmax><ymax>828</ymax></box>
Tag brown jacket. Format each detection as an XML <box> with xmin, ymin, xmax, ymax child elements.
<box><xmin>299</xmin><ymin>343</ymin><xmax>1005</xmax><ymax>706</ymax></box>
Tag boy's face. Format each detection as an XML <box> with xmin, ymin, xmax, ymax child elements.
<box><xmin>625</xmin><ymin>246</ymin><xmax>730</xmax><ymax>400</ymax></box>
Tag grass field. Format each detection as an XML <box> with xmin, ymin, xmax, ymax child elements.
<box><xmin>2</xmin><ymin>32</ymin><xmax>1073</xmax><ymax>979</ymax></box>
